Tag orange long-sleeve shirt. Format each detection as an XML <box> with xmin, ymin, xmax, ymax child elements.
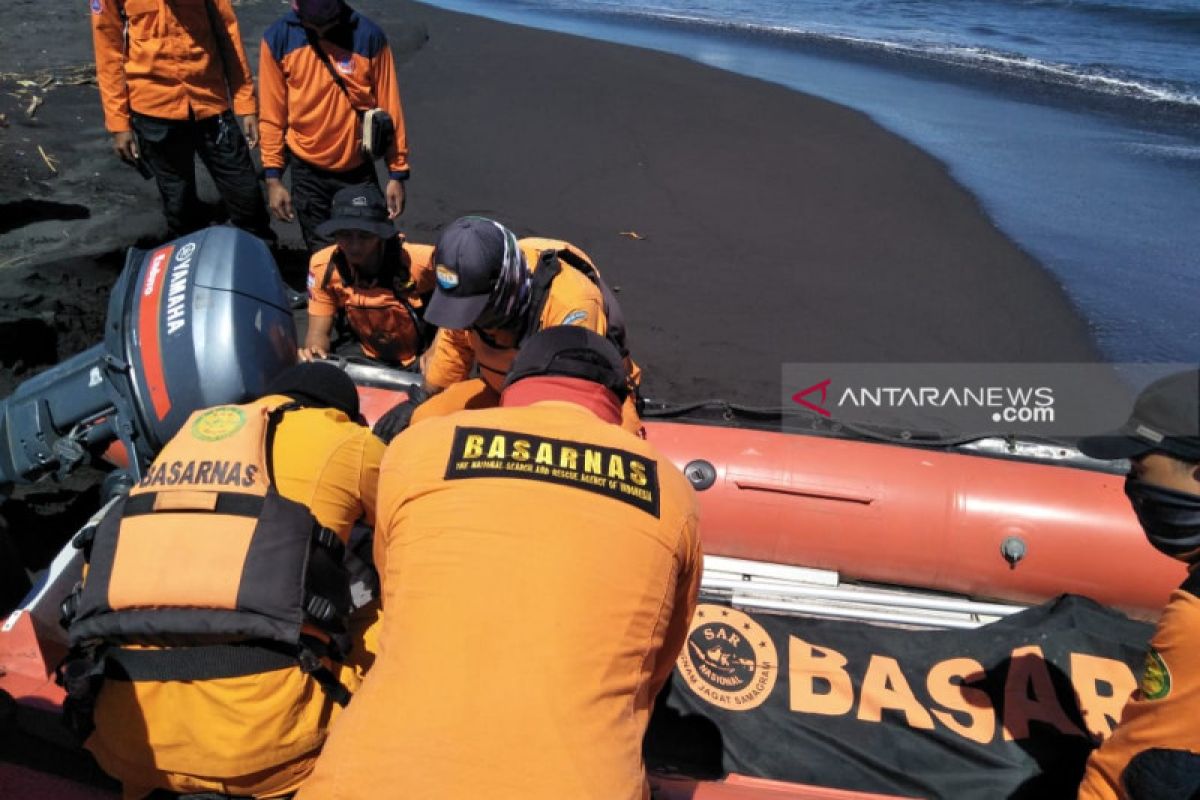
<box><xmin>298</xmin><ymin>395</ymin><xmax>702</xmax><ymax>800</ymax></box>
<box><xmin>1078</xmin><ymin>571</ymin><xmax>1200</xmax><ymax>800</ymax></box>
<box><xmin>259</xmin><ymin>10</ymin><xmax>409</xmax><ymax>178</ymax></box>
<box><xmin>90</xmin><ymin>0</ymin><xmax>256</xmax><ymax>133</ymax></box>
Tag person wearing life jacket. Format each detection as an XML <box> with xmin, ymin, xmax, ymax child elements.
<box><xmin>90</xmin><ymin>0</ymin><xmax>273</xmax><ymax>241</ymax></box>
<box><xmin>259</xmin><ymin>0</ymin><xmax>410</xmax><ymax>251</ymax></box>
<box><xmin>59</xmin><ymin>362</ymin><xmax>385</xmax><ymax>799</ymax></box>
<box><xmin>297</xmin><ymin>326</ymin><xmax>701</xmax><ymax>800</ymax></box>
<box><xmin>301</xmin><ymin>185</ymin><xmax>436</xmax><ymax>367</ymax></box>
<box><xmin>1076</xmin><ymin>368</ymin><xmax>1200</xmax><ymax>800</ymax></box>
<box><xmin>372</xmin><ymin>216</ymin><xmax>642</xmax><ymax>441</ymax></box>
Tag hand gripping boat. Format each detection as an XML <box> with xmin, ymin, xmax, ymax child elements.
<box><xmin>0</xmin><ymin>229</ymin><xmax>1181</xmax><ymax>799</ymax></box>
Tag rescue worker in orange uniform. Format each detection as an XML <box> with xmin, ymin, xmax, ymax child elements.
<box><xmin>301</xmin><ymin>185</ymin><xmax>436</xmax><ymax>367</ymax></box>
<box><xmin>372</xmin><ymin>215</ymin><xmax>642</xmax><ymax>440</ymax></box>
<box><xmin>298</xmin><ymin>326</ymin><xmax>701</xmax><ymax>800</ymax></box>
<box><xmin>259</xmin><ymin>0</ymin><xmax>410</xmax><ymax>251</ymax></box>
<box><xmin>62</xmin><ymin>362</ymin><xmax>385</xmax><ymax>799</ymax></box>
<box><xmin>90</xmin><ymin>0</ymin><xmax>273</xmax><ymax>241</ymax></box>
<box><xmin>1077</xmin><ymin>368</ymin><xmax>1200</xmax><ymax>800</ymax></box>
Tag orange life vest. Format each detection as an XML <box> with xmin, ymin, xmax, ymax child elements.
<box><xmin>59</xmin><ymin>397</ymin><xmax>354</xmax><ymax>736</ymax></box>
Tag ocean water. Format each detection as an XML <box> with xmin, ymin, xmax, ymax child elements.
<box><xmin>421</xmin><ymin>0</ymin><xmax>1200</xmax><ymax>363</ymax></box>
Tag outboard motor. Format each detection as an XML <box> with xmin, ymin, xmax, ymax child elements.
<box><xmin>0</xmin><ymin>227</ymin><xmax>297</xmax><ymax>491</ymax></box>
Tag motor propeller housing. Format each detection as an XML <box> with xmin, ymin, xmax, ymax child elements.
<box><xmin>0</xmin><ymin>227</ymin><xmax>298</xmax><ymax>490</ymax></box>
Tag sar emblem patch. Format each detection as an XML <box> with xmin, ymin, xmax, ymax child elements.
<box><xmin>90</xmin><ymin>0</ymin><xmax>103</xmax><ymax>14</ymax></box>
<box><xmin>191</xmin><ymin>407</ymin><xmax>247</xmax><ymax>442</ymax></box>
<box><xmin>1140</xmin><ymin>647</ymin><xmax>1171</xmax><ymax>700</ymax></box>
<box><xmin>436</xmin><ymin>264</ymin><xmax>460</xmax><ymax>290</ymax></box>
<box><xmin>677</xmin><ymin>604</ymin><xmax>778</xmax><ymax>712</ymax></box>
<box><xmin>561</xmin><ymin>309</ymin><xmax>589</xmax><ymax>326</ymax></box>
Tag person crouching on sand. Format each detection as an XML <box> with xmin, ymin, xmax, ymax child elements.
<box><xmin>300</xmin><ymin>185</ymin><xmax>436</xmax><ymax>368</ymax></box>
<box><xmin>371</xmin><ymin>216</ymin><xmax>643</xmax><ymax>441</ymax></box>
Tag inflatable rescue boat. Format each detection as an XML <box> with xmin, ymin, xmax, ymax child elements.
<box><xmin>0</xmin><ymin>228</ymin><xmax>1177</xmax><ymax>799</ymax></box>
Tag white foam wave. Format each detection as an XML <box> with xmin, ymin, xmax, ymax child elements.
<box><xmin>598</xmin><ymin>7</ymin><xmax>1200</xmax><ymax>108</ymax></box>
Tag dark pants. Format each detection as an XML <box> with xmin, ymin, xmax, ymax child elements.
<box><xmin>289</xmin><ymin>157</ymin><xmax>377</xmax><ymax>252</ymax></box>
<box><xmin>132</xmin><ymin>110</ymin><xmax>273</xmax><ymax>242</ymax></box>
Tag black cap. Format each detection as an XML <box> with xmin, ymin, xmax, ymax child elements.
<box><xmin>295</xmin><ymin>0</ymin><xmax>342</xmax><ymax>26</ymax></box>
<box><xmin>1078</xmin><ymin>368</ymin><xmax>1200</xmax><ymax>462</ymax></box>
<box><xmin>315</xmin><ymin>185</ymin><xmax>395</xmax><ymax>240</ymax></box>
<box><xmin>266</xmin><ymin>362</ymin><xmax>360</xmax><ymax>420</ymax></box>
<box><xmin>504</xmin><ymin>326</ymin><xmax>629</xmax><ymax>401</ymax></box>
<box><xmin>425</xmin><ymin>217</ymin><xmax>513</xmax><ymax>329</ymax></box>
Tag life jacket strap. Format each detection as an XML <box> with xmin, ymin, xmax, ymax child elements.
<box><xmin>104</xmin><ymin>642</ymin><xmax>300</xmax><ymax>682</ymax></box>
<box><xmin>123</xmin><ymin>492</ymin><xmax>265</xmax><ymax>518</ymax></box>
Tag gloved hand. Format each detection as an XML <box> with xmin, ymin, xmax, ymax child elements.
<box><xmin>373</xmin><ymin>385</ymin><xmax>430</xmax><ymax>444</ymax></box>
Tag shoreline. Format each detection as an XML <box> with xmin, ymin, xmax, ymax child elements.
<box><xmin>0</xmin><ymin>0</ymin><xmax>1101</xmax><ymax>406</ymax></box>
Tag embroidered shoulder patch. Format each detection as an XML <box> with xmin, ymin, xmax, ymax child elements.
<box><xmin>1141</xmin><ymin>647</ymin><xmax>1171</xmax><ymax>700</ymax></box>
<box><xmin>561</xmin><ymin>309</ymin><xmax>588</xmax><ymax>326</ymax></box>
<box><xmin>90</xmin><ymin>0</ymin><xmax>104</xmax><ymax>14</ymax></box>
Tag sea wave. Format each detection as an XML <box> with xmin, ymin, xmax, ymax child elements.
<box><xmin>987</xmin><ymin>0</ymin><xmax>1200</xmax><ymax>34</ymax></box>
<box><xmin>594</xmin><ymin>7</ymin><xmax>1200</xmax><ymax>111</ymax></box>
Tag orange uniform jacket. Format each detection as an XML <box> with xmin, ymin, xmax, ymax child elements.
<box><xmin>298</xmin><ymin>397</ymin><xmax>702</xmax><ymax>800</ymax></box>
<box><xmin>259</xmin><ymin>10</ymin><xmax>409</xmax><ymax>179</ymax></box>
<box><xmin>308</xmin><ymin>239</ymin><xmax>436</xmax><ymax>366</ymax></box>
<box><xmin>423</xmin><ymin>238</ymin><xmax>633</xmax><ymax>392</ymax></box>
<box><xmin>86</xmin><ymin>402</ymin><xmax>385</xmax><ymax>798</ymax></box>
<box><xmin>1078</xmin><ymin>570</ymin><xmax>1200</xmax><ymax>800</ymax></box>
<box><xmin>90</xmin><ymin>0</ymin><xmax>256</xmax><ymax>133</ymax></box>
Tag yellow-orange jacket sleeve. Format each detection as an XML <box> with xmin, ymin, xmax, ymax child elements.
<box><xmin>649</xmin><ymin>514</ymin><xmax>702</xmax><ymax>700</ymax></box>
<box><xmin>371</xmin><ymin>41</ymin><xmax>409</xmax><ymax>178</ymax></box>
<box><xmin>1077</xmin><ymin>580</ymin><xmax>1200</xmax><ymax>800</ymax></box>
<box><xmin>422</xmin><ymin>328</ymin><xmax>476</xmax><ymax>389</ymax></box>
<box><xmin>258</xmin><ymin>37</ymin><xmax>287</xmax><ymax>172</ymax></box>
<box><xmin>91</xmin><ymin>0</ymin><xmax>131</xmax><ymax>133</ymax></box>
<box><xmin>212</xmin><ymin>0</ymin><xmax>256</xmax><ymax>117</ymax></box>
<box><xmin>306</xmin><ymin>246</ymin><xmax>340</xmax><ymax>318</ymax></box>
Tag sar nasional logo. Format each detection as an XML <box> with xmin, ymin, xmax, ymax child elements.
<box><xmin>677</xmin><ymin>604</ymin><xmax>778</xmax><ymax>711</ymax></box>
<box><xmin>191</xmin><ymin>407</ymin><xmax>247</xmax><ymax>442</ymax></box>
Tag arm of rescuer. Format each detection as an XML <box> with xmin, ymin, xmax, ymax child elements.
<box><xmin>300</xmin><ymin>254</ymin><xmax>338</xmax><ymax>360</ymax></box>
<box><xmin>648</xmin><ymin>512</ymin><xmax>703</xmax><ymax>701</ymax></box>
<box><xmin>419</xmin><ymin>328</ymin><xmax>476</xmax><ymax>395</ymax></box>
<box><xmin>210</xmin><ymin>0</ymin><xmax>259</xmax><ymax>145</ymax></box>
<box><xmin>372</xmin><ymin>40</ymin><xmax>409</xmax><ymax>218</ymax></box>
<box><xmin>90</xmin><ymin>0</ymin><xmax>138</xmax><ymax>162</ymax></box>
<box><xmin>258</xmin><ymin>37</ymin><xmax>294</xmax><ymax>221</ymax></box>
<box><xmin>1077</xmin><ymin>575</ymin><xmax>1200</xmax><ymax>800</ymax></box>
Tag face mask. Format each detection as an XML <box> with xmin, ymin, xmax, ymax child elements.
<box><xmin>1124</xmin><ymin>477</ymin><xmax>1200</xmax><ymax>562</ymax></box>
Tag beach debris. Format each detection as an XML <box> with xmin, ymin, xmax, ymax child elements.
<box><xmin>37</xmin><ymin>145</ymin><xmax>59</xmax><ymax>175</ymax></box>
<box><xmin>618</xmin><ymin>230</ymin><xmax>646</xmax><ymax>240</ymax></box>
<box><xmin>25</xmin><ymin>95</ymin><xmax>42</xmax><ymax>118</ymax></box>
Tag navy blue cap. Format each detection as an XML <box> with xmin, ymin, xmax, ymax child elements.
<box><xmin>425</xmin><ymin>217</ymin><xmax>511</xmax><ymax>329</ymax></box>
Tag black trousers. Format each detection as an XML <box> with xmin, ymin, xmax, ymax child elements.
<box><xmin>289</xmin><ymin>157</ymin><xmax>377</xmax><ymax>252</ymax></box>
<box><xmin>132</xmin><ymin>110</ymin><xmax>273</xmax><ymax>242</ymax></box>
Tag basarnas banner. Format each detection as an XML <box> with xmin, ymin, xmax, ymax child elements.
<box><xmin>645</xmin><ymin>595</ymin><xmax>1153</xmax><ymax>799</ymax></box>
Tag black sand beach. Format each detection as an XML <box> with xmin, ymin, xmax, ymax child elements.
<box><xmin>0</xmin><ymin>0</ymin><xmax>1100</xmax><ymax>406</ymax></box>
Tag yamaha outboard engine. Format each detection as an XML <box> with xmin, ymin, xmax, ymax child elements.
<box><xmin>0</xmin><ymin>227</ymin><xmax>297</xmax><ymax>490</ymax></box>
